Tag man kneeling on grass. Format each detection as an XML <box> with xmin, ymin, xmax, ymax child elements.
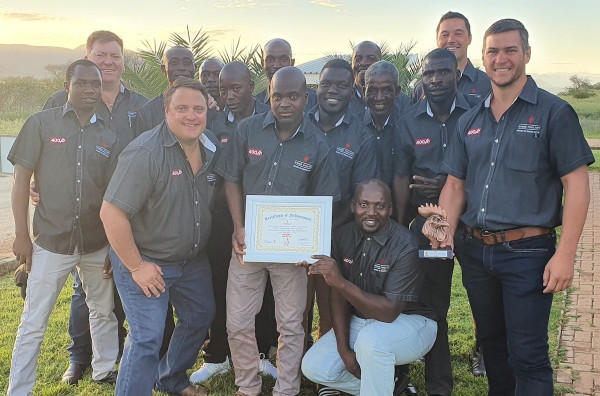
<box><xmin>300</xmin><ymin>179</ymin><xmax>438</xmax><ymax>396</ymax></box>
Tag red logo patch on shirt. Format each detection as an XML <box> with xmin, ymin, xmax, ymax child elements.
<box><xmin>529</xmin><ymin>116</ymin><xmax>534</xmax><ymax>123</ymax></box>
<box><xmin>472</xmin><ymin>88</ymin><xmax>476</xmax><ymax>94</ymax></box>
<box><xmin>345</xmin><ymin>142</ymin><xmax>351</xmax><ymax>149</ymax></box>
<box><xmin>304</xmin><ymin>155</ymin><xmax>309</xmax><ymax>162</ymax></box>
<box><xmin>248</xmin><ymin>148</ymin><xmax>263</xmax><ymax>157</ymax></box>
<box><xmin>343</xmin><ymin>257</ymin><xmax>354</xmax><ymax>265</ymax></box>
<box><xmin>380</xmin><ymin>257</ymin><xmax>385</xmax><ymax>264</ymax></box>
<box><xmin>467</xmin><ymin>128</ymin><xmax>481</xmax><ymax>136</ymax></box>
<box><xmin>50</xmin><ymin>137</ymin><xmax>66</xmax><ymax>144</ymax></box>
<box><xmin>415</xmin><ymin>138</ymin><xmax>431</xmax><ymax>146</ymax></box>
<box><xmin>171</xmin><ymin>169</ymin><xmax>183</xmax><ymax>177</ymax></box>
<box><xmin>220</xmin><ymin>137</ymin><xmax>229</xmax><ymax>144</ymax></box>
<box><xmin>102</xmin><ymin>142</ymin><xmax>107</xmax><ymax>148</ymax></box>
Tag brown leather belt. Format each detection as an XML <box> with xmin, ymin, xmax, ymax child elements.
<box><xmin>465</xmin><ymin>226</ymin><xmax>553</xmax><ymax>246</ymax></box>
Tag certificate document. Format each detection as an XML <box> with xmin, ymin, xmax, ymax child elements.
<box><xmin>244</xmin><ymin>195</ymin><xmax>332</xmax><ymax>263</ymax></box>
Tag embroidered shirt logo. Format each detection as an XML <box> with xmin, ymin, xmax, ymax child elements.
<box><xmin>516</xmin><ymin>118</ymin><xmax>541</xmax><ymax>136</ymax></box>
<box><xmin>374</xmin><ymin>261</ymin><xmax>389</xmax><ymax>273</ymax></box>
<box><xmin>171</xmin><ymin>169</ymin><xmax>183</xmax><ymax>177</ymax></box>
<box><xmin>220</xmin><ymin>137</ymin><xmax>229</xmax><ymax>144</ymax></box>
<box><xmin>248</xmin><ymin>148</ymin><xmax>263</xmax><ymax>157</ymax></box>
<box><xmin>415</xmin><ymin>138</ymin><xmax>431</xmax><ymax>146</ymax></box>
<box><xmin>467</xmin><ymin>128</ymin><xmax>481</xmax><ymax>136</ymax></box>
<box><xmin>336</xmin><ymin>146</ymin><xmax>356</xmax><ymax>159</ymax></box>
<box><xmin>207</xmin><ymin>173</ymin><xmax>216</xmax><ymax>185</ymax></box>
<box><xmin>96</xmin><ymin>145</ymin><xmax>110</xmax><ymax>157</ymax></box>
<box><xmin>294</xmin><ymin>156</ymin><xmax>313</xmax><ymax>172</ymax></box>
<box><xmin>343</xmin><ymin>257</ymin><xmax>354</xmax><ymax>265</ymax></box>
<box><xmin>50</xmin><ymin>137</ymin><xmax>66</xmax><ymax>144</ymax></box>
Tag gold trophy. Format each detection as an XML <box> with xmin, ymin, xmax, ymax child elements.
<box><xmin>418</xmin><ymin>203</ymin><xmax>453</xmax><ymax>259</ymax></box>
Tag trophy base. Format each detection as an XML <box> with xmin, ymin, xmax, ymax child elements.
<box><xmin>419</xmin><ymin>249</ymin><xmax>453</xmax><ymax>259</ymax></box>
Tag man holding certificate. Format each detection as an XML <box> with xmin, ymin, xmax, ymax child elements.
<box><xmin>215</xmin><ymin>66</ymin><xmax>340</xmax><ymax>396</ymax></box>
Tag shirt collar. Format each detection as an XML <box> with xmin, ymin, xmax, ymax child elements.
<box><xmin>352</xmin><ymin>220</ymin><xmax>392</xmax><ymax>247</ymax></box>
<box><xmin>62</xmin><ymin>101</ymin><xmax>98</xmax><ymax>124</ymax></box>
<box><xmin>354</xmin><ymin>85</ymin><xmax>362</xmax><ymax>99</ymax></box>
<box><xmin>460</xmin><ymin>59</ymin><xmax>477</xmax><ymax>82</ymax></box>
<box><xmin>225</xmin><ymin>100</ymin><xmax>258</xmax><ymax>123</ymax></box>
<box><xmin>425</xmin><ymin>98</ymin><xmax>456</xmax><ymax>118</ymax></box>
<box><xmin>483</xmin><ymin>76</ymin><xmax>538</xmax><ymax>109</ymax></box>
<box><xmin>263</xmin><ymin>110</ymin><xmax>305</xmax><ymax>139</ymax></box>
<box><xmin>161</xmin><ymin>121</ymin><xmax>216</xmax><ymax>152</ymax></box>
<box><xmin>364</xmin><ymin>109</ymin><xmax>392</xmax><ymax>129</ymax></box>
<box><xmin>314</xmin><ymin>109</ymin><xmax>345</xmax><ymax>127</ymax></box>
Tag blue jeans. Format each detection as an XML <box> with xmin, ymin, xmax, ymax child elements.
<box><xmin>112</xmin><ymin>249</ymin><xmax>215</xmax><ymax>395</ymax></box>
<box><xmin>302</xmin><ymin>314</ymin><xmax>437</xmax><ymax>395</ymax></box>
<box><xmin>458</xmin><ymin>232</ymin><xmax>556</xmax><ymax>396</ymax></box>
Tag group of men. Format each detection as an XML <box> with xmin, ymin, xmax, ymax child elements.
<box><xmin>8</xmin><ymin>10</ymin><xmax>593</xmax><ymax>396</ymax></box>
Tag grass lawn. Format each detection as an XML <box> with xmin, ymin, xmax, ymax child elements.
<box><xmin>590</xmin><ymin>150</ymin><xmax>600</xmax><ymax>172</ymax></box>
<box><xmin>0</xmin><ymin>262</ymin><xmax>567</xmax><ymax>395</ymax></box>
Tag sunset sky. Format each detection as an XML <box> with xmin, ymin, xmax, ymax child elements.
<box><xmin>1</xmin><ymin>0</ymin><xmax>598</xmax><ymax>76</ymax></box>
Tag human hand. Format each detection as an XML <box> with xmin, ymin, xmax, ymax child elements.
<box><xmin>207</xmin><ymin>94</ymin><xmax>220</xmax><ymax>112</ymax></box>
<box><xmin>339</xmin><ymin>348</ymin><xmax>361</xmax><ymax>379</ymax></box>
<box><xmin>410</xmin><ymin>175</ymin><xmax>447</xmax><ymax>198</ymax></box>
<box><xmin>132</xmin><ymin>260</ymin><xmax>165</xmax><ymax>298</ymax></box>
<box><xmin>102</xmin><ymin>254</ymin><xmax>113</xmax><ymax>279</ymax></box>
<box><xmin>305</xmin><ymin>255</ymin><xmax>344</xmax><ymax>289</ymax></box>
<box><xmin>542</xmin><ymin>251</ymin><xmax>574</xmax><ymax>294</ymax></box>
<box><xmin>232</xmin><ymin>227</ymin><xmax>246</xmax><ymax>265</ymax></box>
<box><xmin>30</xmin><ymin>180</ymin><xmax>40</xmax><ymax>207</ymax></box>
<box><xmin>13</xmin><ymin>234</ymin><xmax>33</xmax><ymax>273</ymax></box>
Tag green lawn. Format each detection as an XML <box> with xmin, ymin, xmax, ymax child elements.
<box><xmin>590</xmin><ymin>150</ymin><xmax>600</xmax><ymax>172</ymax></box>
<box><xmin>0</xmin><ymin>262</ymin><xmax>568</xmax><ymax>395</ymax></box>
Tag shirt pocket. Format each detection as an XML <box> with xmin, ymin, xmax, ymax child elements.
<box><xmin>504</xmin><ymin>132</ymin><xmax>544</xmax><ymax>173</ymax></box>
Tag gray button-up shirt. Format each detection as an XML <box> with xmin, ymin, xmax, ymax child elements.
<box><xmin>8</xmin><ymin>104</ymin><xmax>119</xmax><ymax>254</ymax></box>
<box><xmin>395</xmin><ymin>92</ymin><xmax>471</xmax><ymax>206</ymax></box>
<box><xmin>104</xmin><ymin>121</ymin><xmax>220</xmax><ymax>261</ymax></box>
<box><xmin>209</xmin><ymin>99</ymin><xmax>270</xmax><ymax>146</ymax></box>
<box><xmin>215</xmin><ymin>110</ymin><xmax>340</xmax><ymax>199</ymax></box>
<box><xmin>442</xmin><ymin>76</ymin><xmax>594</xmax><ymax>230</ymax></box>
<box><xmin>362</xmin><ymin>108</ymin><xmax>401</xmax><ymax>188</ymax></box>
<box><xmin>307</xmin><ymin>106</ymin><xmax>379</xmax><ymax>210</ymax></box>
<box><xmin>44</xmin><ymin>84</ymin><xmax>149</xmax><ymax>152</ymax></box>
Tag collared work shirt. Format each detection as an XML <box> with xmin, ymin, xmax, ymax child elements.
<box><xmin>412</xmin><ymin>59</ymin><xmax>491</xmax><ymax>104</ymax></box>
<box><xmin>104</xmin><ymin>121</ymin><xmax>220</xmax><ymax>261</ymax></box>
<box><xmin>442</xmin><ymin>76</ymin><xmax>594</xmax><ymax>230</ymax></box>
<box><xmin>307</xmin><ymin>106</ymin><xmax>379</xmax><ymax>209</ymax></box>
<box><xmin>362</xmin><ymin>108</ymin><xmax>401</xmax><ymax>188</ymax></box>
<box><xmin>44</xmin><ymin>84</ymin><xmax>149</xmax><ymax>152</ymax></box>
<box><xmin>209</xmin><ymin>99</ymin><xmax>270</xmax><ymax>146</ymax></box>
<box><xmin>332</xmin><ymin>221</ymin><xmax>436</xmax><ymax>320</ymax></box>
<box><xmin>395</xmin><ymin>92</ymin><xmax>471</xmax><ymax>206</ymax></box>
<box><xmin>215</xmin><ymin>110</ymin><xmax>340</xmax><ymax>199</ymax></box>
<box><xmin>8</xmin><ymin>104</ymin><xmax>119</xmax><ymax>254</ymax></box>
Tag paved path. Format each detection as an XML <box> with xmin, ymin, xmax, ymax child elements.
<box><xmin>556</xmin><ymin>172</ymin><xmax>600</xmax><ymax>395</ymax></box>
<box><xmin>587</xmin><ymin>138</ymin><xmax>600</xmax><ymax>149</ymax></box>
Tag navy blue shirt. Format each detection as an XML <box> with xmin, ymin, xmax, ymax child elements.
<box><xmin>442</xmin><ymin>76</ymin><xmax>594</xmax><ymax>230</ymax></box>
<box><xmin>209</xmin><ymin>99</ymin><xmax>270</xmax><ymax>146</ymax></box>
<box><xmin>412</xmin><ymin>59</ymin><xmax>491</xmax><ymax>105</ymax></box>
<box><xmin>215</xmin><ymin>110</ymin><xmax>340</xmax><ymax>200</ymax></box>
<box><xmin>362</xmin><ymin>108</ymin><xmax>401</xmax><ymax>188</ymax></box>
<box><xmin>395</xmin><ymin>92</ymin><xmax>471</xmax><ymax>206</ymax></box>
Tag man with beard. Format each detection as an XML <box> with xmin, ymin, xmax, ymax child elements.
<box><xmin>394</xmin><ymin>48</ymin><xmax>471</xmax><ymax>396</ymax></box>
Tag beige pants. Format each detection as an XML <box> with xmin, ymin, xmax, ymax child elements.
<box><xmin>304</xmin><ymin>274</ymin><xmax>332</xmax><ymax>351</ymax></box>
<box><xmin>226</xmin><ymin>253</ymin><xmax>307</xmax><ymax>396</ymax></box>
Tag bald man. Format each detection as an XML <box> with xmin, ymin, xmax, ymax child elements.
<box><xmin>255</xmin><ymin>38</ymin><xmax>318</xmax><ymax>110</ymax></box>
<box><xmin>215</xmin><ymin>67</ymin><xmax>340</xmax><ymax>396</ymax></box>
<box><xmin>200</xmin><ymin>58</ymin><xmax>225</xmax><ymax>109</ymax></box>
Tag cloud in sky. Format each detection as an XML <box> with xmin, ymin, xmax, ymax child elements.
<box><xmin>212</xmin><ymin>0</ymin><xmax>284</xmax><ymax>8</ymax></box>
<box><xmin>0</xmin><ymin>12</ymin><xmax>63</xmax><ymax>22</ymax></box>
<box><xmin>309</xmin><ymin>0</ymin><xmax>342</xmax><ymax>8</ymax></box>
<box><xmin>205</xmin><ymin>29</ymin><xmax>234</xmax><ymax>37</ymax></box>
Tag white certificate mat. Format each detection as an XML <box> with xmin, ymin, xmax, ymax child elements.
<box><xmin>244</xmin><ymin>195</ymin><xmax>332</xmax><ymax>263</ymax></box>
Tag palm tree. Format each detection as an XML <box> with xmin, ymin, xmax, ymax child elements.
<box><xmin>216</xmin><ymin>37</ymin><xmax>267</xmax><ymax>95</ymax></box>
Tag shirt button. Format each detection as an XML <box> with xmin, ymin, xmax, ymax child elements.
<box><xmin>77</xmin><ymin>179</ymin><xmax>81</xmax><ymax>183</ymax></box>
<box><xmin>491</xmin><ymin>162</ymin><xmax>495</xmax><ymax>166</ymax></box>
<box><xmin>481</xmin><ymin>208</ymin><xmax>485</xmax><ymax>212</ymax></box>
<box><xmin>194</xmin><ymin>201</ymin><xmax>198</xmax><ymax>205</ymax></box>
<box><xmin>196</xmin><ymin>223</ymin><xmax>199</xmax><ymax>227</ymax></box>
<box><xmin>377</xmin><ymin>136</ymin><xmax>381</xmax><ymax>140</ymax></box>
<box><xmin>78</xmin><ymin>145</ymin><xmax>82</xmax><ymax>149</ymax></box>
<box><xmin>485</xmin><ymin>184</ymin><xmax>489</xmax><ymax>189</ymax></box>
<box><xmin>274</xmin><ymin>162</ymin><xmax>277</xmax><ymax>166</ymax></box>
<box><xmin>194</xmin><ymin>244</ymin><xmax>198</xmax><ymax>248</ymax></box>
<box><xmin>75</xmin><ymin>215</ymin><xmax>79</xmax><ymax>219</ymax></box>
<box><xmin>367</xmin><ymin>237</ymin><xmax>371</xmax><ymax>241</ymax></box>
<box><xmin>360</xmin><ymin>273</ymin><xmax>363</xmax><ymax>277</ymax></box>
<box><xmin>279</xmin><ymin>143</ymin><xmax>283</xmax><ymax>146</ymax></box>
<box><xmin>495</xmin><ymin>139</ymin><xmax>499</xmax><ymax>143</ymax></box>
<box><xmin>268</xmin><ymin>181</ymin><xmax>272</xmax><ymax>186</ymax></box>
<box><xmin>443</xmin><ymin>143</ymin><xmax>447</xmax><ymax>148</ymax></box>
<box><xmin>442</xmin><ymin>123</ymin><xmax>445</xmax><ymax>127</ymax></box>
<box><xmin>76</xmin><ymin>198</ymin><xmax>80</xmax><ymax>201</ymax></box>
<box><xmin>362</xmin><ymin>253</ymin><xmax>366</xmax><ymax>256</ymax></box>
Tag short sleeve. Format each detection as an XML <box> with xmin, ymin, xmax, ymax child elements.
<box><xmin>7</xmin><ymin>114</ymin><xmax>43</xmax><ymax>170</ymax></box>
<box><xmin>214</xmin><ymin>125</ymin><xmax>247</xmax><ymax>183</ymax></box>
<box><xmin>441</xmin><ymin>121</ymin><xmax>468</xmax><ymax>180</ymax></box>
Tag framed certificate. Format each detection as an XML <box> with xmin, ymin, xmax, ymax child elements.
<box><xmin>244</xmin><ymin>195</ymin><xmax>332</xmax><ymax>263</ymax></box>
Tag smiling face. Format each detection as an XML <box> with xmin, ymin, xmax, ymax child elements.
<box><xmin>422</xmin><ymin>56</ymin><xmax>459</xmax><ymax>104</ymax></box>
<box><xmin>365</xmin><ymin>74</ymin><xmax>399</xmax><ymax>119</ymax></box>
<box><xmin>87</xmin><ymin>40</ymin><xmax>124</xmax><ymax>86</ymax></box>
<box><xmin>66</xmin><ymin>65</ymin><xmax>102</xmax><ymax>114</ymax></box>
<box><xmin>165</xmin><ymin>86</ymin><xmax>207</xmax><ymax>144</ymax></box>
<box><xmin>351</xmin><ymin>181</ymin><xmax>392</xmax><ymax>234</ymax></box>
<box><xmin>163</xmin><ymin>47</ymin><xmax>196</xmax><ymax>84</ymax></box>
<box><xmin>437</xmin><ymin>18</ymin><xmax>472</xmax><ymax>66</ymax></box>
<box><xmin>317</xmin><ymin>67</ymin><xmax>353</xmax><ymax>117</ymax></box>
<box><xmin>483</xmin><ymin>30</ymin><xmax>530</xmax><ymax>89</ymax></box>
<box><xmin>351</xmin><ymin>42</ymin><xmax>381</xmax><ymax>88</ymax></box>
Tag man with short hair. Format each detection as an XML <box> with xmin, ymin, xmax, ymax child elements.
<box><xmin>137</xmin><ymin>46</ymin><xmax>196</xmax><ymax>135</ymax></box>
<box><xmin>394</xmin><ymin>48</ymin><xmax>471</xmax><ymax>396</ymax></box>
<box><xmin>200</xmin><ymin>58</ymin><xmax>225</xmax><ymax>109</ymax></box>
<box><xmin>101</xmin><ymin>77</ymin><xmax>219</xmax><ymax>396</ymax></box>
<box><xmin>42</xmin><ymin>30</ymin><xmax>148</xmax><ymax>385</ymax></box>
<box><xmin>412</xmin><ymin>11</ymin><xmax>491</xmax><ymax>104</ymax></box>
<box><xmin>190</xmin><ymin>61</ymin><xmax>277</xmax><ymax>383</ymax></box>
<box><xmin>301</xmin><ymin>179</ymin><xmax>437</xmax><ymax>396</ymax></box>
<box><xmin>351</xmin><ymin>41</ymin><xmax>412</xmax><ymax>116</ymax></box>
<box><xmin>255</xmin><ymin>38</ymin><xmax>317</xmax><ymax>109</ymax></box>
<box><xmin>439</xmin><ymin>19</ymin><xmax>593</xmax><ymax>395</ymax></box>
<box><xmin>304</xmin><ymin>58</ymin><xmax>379</xmax><ymax>345</ymax></box>
<box><xmin>8</xmin><ymin>59</ymin><xmax>120</xmax><ymax>395</ymax></box>
<box><xmin>216</xmin><ymin>66</ymin><xmax>340</xmax><ymax>396</ymax></box>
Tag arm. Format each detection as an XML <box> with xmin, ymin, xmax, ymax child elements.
<box><xmin>393</xmin><ymin>174</ymin><xmax>411</xmax><ymax>226</ymax></box>
<box><xmin>306</xmin><ymin>255</ymin><xmax>405</xmax><ymax>323</ymax></box>
<box><xmin>100</xmin><ymin>200</ymin><xmax>165</xmax><ymax>298</ymax></box>
<box><xmin>330</xmin><ymin>287</ymin><xmax>361</xmax><ymax>379</ymax></box>
<box><xmin>543</xmin><ymin>165</ymin><xmax>590</xmax><ymax>293</ymax></box>
<box><xmin>224</xmin><ymin>181</ymin><xmax>246</xmax><ymax>264</ymax></box>
<box><xmin>11</xmin><ymin>165</ymin><xmax>33</xmax><ymax>271</ymax></box>
<box><xmin>437</xmin><ymin>175</ymin><xmax>466</xmax><ymax>250</ymax></box>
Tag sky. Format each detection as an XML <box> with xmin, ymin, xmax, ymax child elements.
<box><xmin>1</xmin><ymin>0</ymin><xmax>599</xmax><ymax>76</ymax></box>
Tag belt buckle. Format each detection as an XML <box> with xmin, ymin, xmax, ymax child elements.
<box><xmin>480</xmin><ymin>230</ymin><xmax>493</xmax><ymax>237</ymax></box>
